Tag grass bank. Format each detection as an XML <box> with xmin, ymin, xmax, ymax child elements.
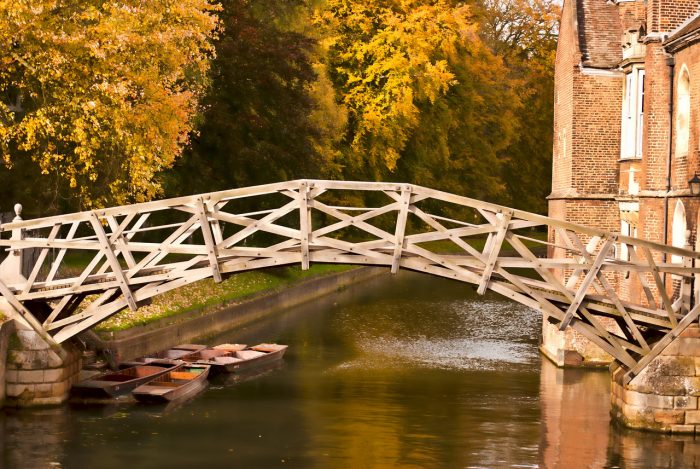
<box><xmin>95</xmin><ymin>264</ymin><xmax>355</xmax><ymax>333</ymax></box>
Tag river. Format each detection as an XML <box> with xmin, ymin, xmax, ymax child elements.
<box><xmin>2</xmin><ymin>271</ymin><xmax>700</xmax><ymax>468</ymax></box>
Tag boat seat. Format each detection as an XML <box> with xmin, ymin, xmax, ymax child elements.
<box><xmin>235</xmin><ymin>350</ymin><xmax>266</xmax><ymax>359</ymax></box>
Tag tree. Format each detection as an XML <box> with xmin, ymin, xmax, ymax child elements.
<box><xmin>0</xmin><ymin>0</ymin><xmax>220</xmax><ymax>211</ymax></box>
<box><xmin>474</xmin><ymin>0</ymin><xmax>560</xmax><ymax>213</ymax></box>
<box><xmin>396</xmin><ymin>39</ymin><xmax>520</xmax><ymax>203</ymax></box>
<box><xmin>167</xmin><ymin>0</ymin><xmax>336</xmax><ymax>196</ymax></box>
<box><xmin>314</xmin><ymin>0</ymin><xmax>474</xmax><ymax>177</ymax></box>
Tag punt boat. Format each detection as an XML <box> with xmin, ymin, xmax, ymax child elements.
<box><xmin>118</xmin><ymin>344</ymin><xmax>207</xmax><ymax>369</ymax></box>
<box><xmin>132</xmin><ymin>364</ymin><xmax>210</xmax><ymax>404</ymax></box>
<box><xmin>72</xmin><ymin>362</ymin><xmax>180</xmax><ymax>399</ymax></box>
<box><xmin>194</xmin><ymin>343</ymin><xmax>288</xmax><ymax>374</ymax></box>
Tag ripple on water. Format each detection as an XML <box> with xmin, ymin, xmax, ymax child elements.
<box><xmin>333</xmin><ymin>296</ymin><xmax>541</xmax><ymax>372</ymax></box>
<box><xmin>333</xmin><ymin>335</ymin><xmax>540</xmax><ymax>373</ymax></box>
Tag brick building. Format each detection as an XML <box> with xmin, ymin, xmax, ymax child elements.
<box><xmin>545</xmin><ymin>0</ymin><xmax>700</xmax><ymax>365</ymax></box>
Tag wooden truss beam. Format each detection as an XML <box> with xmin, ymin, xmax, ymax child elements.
<box><xmin>0</xmin><ymin>179</ymin><xmax>697</xmax><ymax>377</ymax></box>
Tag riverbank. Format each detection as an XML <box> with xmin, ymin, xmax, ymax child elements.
<box><xmin>94</xmin><ymin>265</ymin><xmax>386</xmax><ymax>362</ymax></box>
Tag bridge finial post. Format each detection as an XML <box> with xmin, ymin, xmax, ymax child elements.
<box><xmin>0</xmin><ymin>203</ymin><xmax>27</xmax><ymax>283</ymax></box>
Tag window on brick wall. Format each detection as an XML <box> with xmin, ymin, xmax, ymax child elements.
<box><xmin>676</xmin><ymin>67</ymin><xmax>690</xmax><ymax>158</ymax></box>
<box><xmin>621</xmin><ymin>68</ymin><xmax>645</xmax><ymax>159</ymax></box>
<box><xmin>619</xmin><ymin>202</ymin><xmax>638</xmax><ymax>262</ymax></box>
<box><xmin>672</xmin><ymin>200</ymin><xmax>688</xmax><ymax>264</ymax></box>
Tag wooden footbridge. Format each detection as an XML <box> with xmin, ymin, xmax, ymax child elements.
<box><xmin>0</xmin><ymin>180</ymin><xmax>698</xmax><ymax>380</ymax></box>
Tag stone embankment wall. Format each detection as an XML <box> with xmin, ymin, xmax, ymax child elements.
<box><xmin>611</xmin><ymin>324</ymin><xmax>700</xmax><ymax>433</ymax></box>
<box><xmin>2</xmin><ymin>324</ymin><xmax>81</xmax><ymax>407</ymax></box>
<box><xmin>0</xmin><ymin>320</ymin><xmax>14</xmax><ymax>407</ymax></box>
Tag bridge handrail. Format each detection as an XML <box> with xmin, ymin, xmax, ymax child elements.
<box><xmin>0</xmin><ymin>179</ymin><xmax>697</xmax><ymax>383</ymax></box>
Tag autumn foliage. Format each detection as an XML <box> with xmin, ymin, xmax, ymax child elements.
<box><xmin>0</xmin><ymin>0</ymin><xmax>220</xmax><ymax>209</ymax></box>
<box><xmin>0</xmin><ymin>0</ymin><xmax>559</xmax><ymax>215</ymax></box>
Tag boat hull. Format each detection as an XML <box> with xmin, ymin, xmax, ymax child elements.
<box><xmin>197</xmin><ymin>344</ymin><xmax>287</xmax><ymax>375</ymax></box>
<box><xmin>132</xmin><ymin>365</ymin><xmax>210</xmax><ymax>404</ymax></box>
<box><xmin>72</xmin><ymin>363</ymin><xmax>180</xmax><ymax>399</ymax></box>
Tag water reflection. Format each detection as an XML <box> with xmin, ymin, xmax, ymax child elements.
<box><xmin>607</xmin><ymin>425</ymin><xmax>700</xmax><ymax>468</ymax></box>
<box><xmin>1</xmin><ymin>407</ymin><xmax>71</xmax><ymax>468</ymax></box>
<box><xmin>539</xmin><ymin>359</ymin><xmax>610</xmax><ymax>468</ymax></box>
<box><xmin>4</xmin><ymin>272</ymin><xmax>700</xmax><ymax>467</ymax></box>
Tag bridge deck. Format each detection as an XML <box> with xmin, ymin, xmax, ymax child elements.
<box><xmin>1</xmin><ymin>179</ymin><xmax>699</xmax><ymax>382</ymax></box>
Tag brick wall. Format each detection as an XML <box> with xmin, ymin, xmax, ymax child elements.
<box><xmin>552</xmin><ymin>0</ymin><xmax>578</xmax><ymax>195</ymax></box>
<box><xmin>552</xmin><ymin>0</ymin><xmax>623</xmax><ymax>197</ymax></box>
<box><xmin>648</xmin><ymin>0</ymin><xmax>700</xmax><ymax>33</ymax></box>
<box><xmin>619</xmin><ymin>0</ymin><xmax>646</xmax><ymax>31</ymax></box>
<box><xmin>672</xmin><ymin>43</ymin><xmax>700</xmax><ymax>190</ymax></box>
<box><xmin>571</xmin><ymin>73</ymin><xmax>623</xmax><ymax>195</ymax></box>
<box><xmin>642</xmin><ymin>42</ymin><xmax>672</xmax><ymax>192</ymax></box>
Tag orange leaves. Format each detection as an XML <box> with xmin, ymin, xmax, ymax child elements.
<box><xmin>0</xmin><ymin>0</ymin><xmax>220</xmax><ymax>208</ymax></box>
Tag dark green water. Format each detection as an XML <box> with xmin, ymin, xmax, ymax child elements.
<box><xmin>3</xmin><ymin>272</ymin><xmax>700</xmax><ymax>468</ymax></box>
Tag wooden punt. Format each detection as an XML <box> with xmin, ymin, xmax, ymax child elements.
<box><xmin>132</xmin><ymin>364</ymin><xmax>210</xmax><ymax>404</ymax></box>
<box><xmin>72</xmin><ymin>362</ymin><xmax>180</xmax><ymax>399</ymax></box>
<box><xmin>195</xmin><ymin>343</ymin><xmax>288</xmax><ymax>374</ymax></box>
<box><xmin>118</xmin><ymin>344</ymin><xmax>207</xmax><ymax>369</ymax></box>
<box><xmin>179</xmin><ymin>348</ymin><xmax>233</xmax><ymax>362</ymax></box>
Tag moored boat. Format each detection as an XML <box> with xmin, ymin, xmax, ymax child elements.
<box><xmin>195</xmin><ymin>343</ymin><xmax>287</xmax><ymax>374</ymax></box>
<box><xmin>179</xmin><ymin>348</ymin><xmax>233</xmax><ymax>362</ymax></box>
<box><xmin>72</xmin><ymin>362</ymin><xmax>180</xmax><ymax>399</ymax></box>
<box><xmin>118</xmin><ymin>344</ymin><xmax>207</xmax><ymax>369</ymax></box>
<box><xmin>132</xmin><ymin>364</ymin><xmax>210</xmax><ymax>404</ymax></box>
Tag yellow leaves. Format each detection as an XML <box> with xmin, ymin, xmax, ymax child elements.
<box><xmin>316</xmin><ymin>0</ymin><xmax>475</xmax><ymax>172</ymax></box>
<box><xmin>0</xmin><ymin>0</ymin><xmax>220</xmax><ymax>208</ymax></box>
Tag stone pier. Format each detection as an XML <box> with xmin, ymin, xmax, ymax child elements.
<box><xmin>1</xmin><ymin>320</ymin><xmax>81</xmax><ymax>407</ymax></box>
<box><xmin>540</xmin><ymin>318</ymin><xmax>613</xmax><ymax>367</ymax></box>
<box><xmin>611</xmin><ymin>324</ymin><xmax>700</xmax><ymax>433</ymax></box>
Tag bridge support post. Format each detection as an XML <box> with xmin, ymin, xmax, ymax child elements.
<box><xmin>0</xmin><ymin>204</ymin><xmax>80</xmax><ymax>407</ymax></box>
<box><xmin>610</xmin><ymin>323</ymin><xmax>700</xmax><ymax>433</ymax></box>
<box><xmin>540</xmin><ymin>319</ymin><xmax>615</xmax><ymax>367</ymax></box>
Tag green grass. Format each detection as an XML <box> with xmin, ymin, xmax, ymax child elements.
<box><xmin>95</xmin><ymin>264</ymin><xmax>356</xmax><ymax>332</ymax></box>
<box><xmin>419</xmin><ymin>230</ymin><xmax>548</xmax><ymax>254</ymax></box>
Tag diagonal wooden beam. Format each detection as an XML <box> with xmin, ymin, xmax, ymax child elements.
<box><xmin>477</xmin><ymin>210</ymin><xmax>512</xmax><ymax>295</ymax></box>
<box><xmin>311</xmin><ymin>200</ymin><xmax>399</xmax><ymax>242</ymax></box>
<box><xmin>46</xmin><ymin>288</ymin><xmax>119</xmax><ymax>331</ymax></box>
<box><xmin>409</xmin><ymin>206</ymin><xmax>486</xmax><ymax>261</ymax></box>
<box><xmin>22</xmin><ymin>223</ymin><xmax>61</xmax><ymax>294</ymax></box>
<box><xmin>128</xmin><ymin>214</ymin><xmax>199</xmax><ymax>275</ymax></box>
<box><xmin>45</xmin><ymin>221</ymin><xmax>80</xmax><ymax>283</ymax></box>
<box><xmin>89</xmin><ymin>212</ymin><xmax>138</xmax><ymax>311</ymax></box>
<box><xmin>196</xmin><ymin>198</ymin><xmax>222</xmax><ymax>283</ymax></box>
<box><xmin>0</xmin><ymin>277</ymin><xmax>66</xmax><ymax>358</ymax></box>
<box><xmin>565</xmin><ymin>231</ymin><xmax>605</xmax><ymax>295</ymax></box>
<box><xmin>391</xmin><ymin>186</ymin><xmax>412</xmax><ymax>274</ymax></box>
<box><xmin>626</xmin><ymin>302</ymin><xmax>700</xmax><ymax>382</ymax></box>
<box><xmin>642</xmin><ymin>246</ymin><xmax>678</xmax><ymax>328</ymax></box>
<box><xmin>627</xmin><ymin>245</ymin><xmax>659</xmax><ymax>310</ymax></box>
<box><xmin>559</xmin><ymin>236</ymin><xmax>615</xmax><ymax>330</ymax></box>
<box><xmin>567</xmin><ymin>234</ymin><xmax>650</xmax><ymax>352</ymax></box>
<box><xmin>219</xmin><ymin>199</ymin><xmax>300</xmax><ymax>248</ymax></box>
<box><xmin>43</xmin><ymin>294</ymin><xmax>83</xmax><ymax>328</ymax></box>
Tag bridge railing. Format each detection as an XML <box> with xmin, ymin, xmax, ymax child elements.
<box><xmin>0</xmin><ymin>179</ymin><xmax>698</xmax><ymax>380</ymax></box>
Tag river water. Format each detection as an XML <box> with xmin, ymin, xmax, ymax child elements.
<box><xmin>2</xmin><ymin>271</ymin><xmax>700</xmax><ymax>468</ymax></box>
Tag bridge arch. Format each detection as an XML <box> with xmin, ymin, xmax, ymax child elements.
<box><xmin>0</xmin><ymin>179</ymin><xmax>699</xmax><ymax>381</ymax></box>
